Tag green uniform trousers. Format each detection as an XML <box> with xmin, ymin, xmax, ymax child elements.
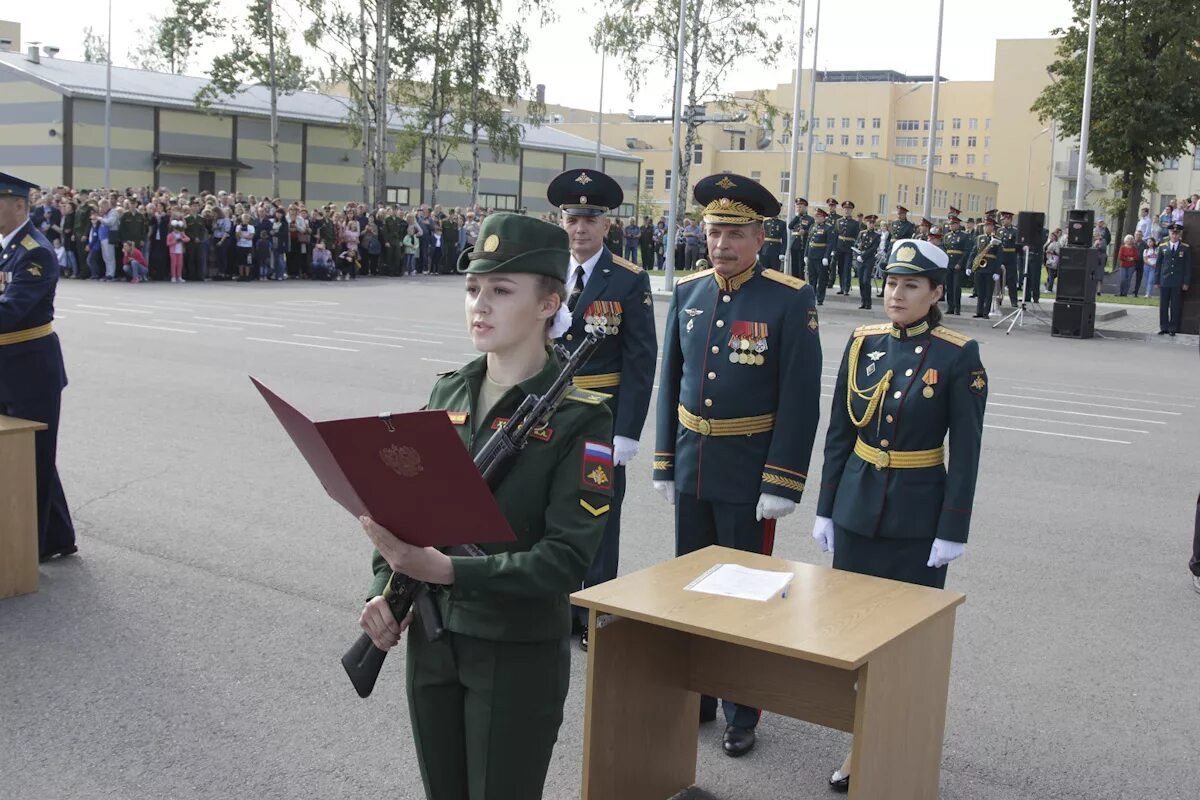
<box><xmin>406</xmin><ymin>630</ymin><xmax>570</xmax><ymax>800</ymax></box>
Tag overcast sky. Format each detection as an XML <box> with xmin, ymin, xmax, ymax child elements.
<box><xmin>16</xmin><ymin>0</ymin><xmax>1076</xmax><ymax>115</ymax></box>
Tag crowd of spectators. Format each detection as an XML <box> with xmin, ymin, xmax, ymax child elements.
<box><xmin>27</xmin><ymin>186</ymin><xmax>492</xmax><ymax>285</ymax></box>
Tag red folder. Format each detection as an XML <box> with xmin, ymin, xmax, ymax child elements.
<box><xmin>251</xmin><ymin>377</ymin><xmax>515</xmax><ymax>547</ymax></box>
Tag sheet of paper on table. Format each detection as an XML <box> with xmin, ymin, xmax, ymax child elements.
<box><xmin>684</xmin><ymin>563</ymin><xmax>795</xmax><ymax>602</ymax></box>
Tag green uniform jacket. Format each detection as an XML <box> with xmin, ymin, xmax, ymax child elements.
<box><xmin>805</xmin><ymin>220</ymin><xmax>834</xmax><ymax>260</ymax></box>
<box><xmin>118</xmin><ymin>211</ymin><xmax>147</xmax><ymax>244</ymax></box>
<box><xmin>835</xmin><ymin>216</ymin><xmax>861</xmax><ymax>253</ymax></box>
<box><xmin>789</xmin><ymin>213</ymin><xmax>814</xmax><ymax>253</ymax></box>
<box><xmin>889</xmin><ymin>218</ymin><xmax>916</xmax><ymax>242</ymax></box>
<box><xmin>1157</xmin><ymin>241</ymin><xmax>1193</xmax><ymax>288</ymax></box>
<box><xmin>943</xmin><ymin>230</ymin><xmax>970</xmax><ymax>269</ymax></box>
<box><xmin>367</xmin><ymin>354</ymin><xmax>613</xmax><ymax>642</ymax></box>
<box><xmin>854</xmin><ymin>227</ymin><xmax>881</xmax><ymax>264</ymax></box>
<box><xmin>817</xmin><ymin>322</ymin><xmax>987</xmax><ymax>543</ymax></box>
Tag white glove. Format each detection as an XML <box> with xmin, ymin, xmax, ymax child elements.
<box><xmin>755</xmin><ymin>493</ymin><xmax>796</xmax><ymax>522</ymax></box>
<box><xmin>612</xmin><ymin>435</ymin><xmax>639</xmax><ymax>466</ymax></box>
<box><xmin>965</xmin><ymin>268</ymin><xmax>972</xmax><ymax>277</ymax></box>
<box><xmin>856</xmin><ymin>256</ymin><xmax>863</xmax><ymax>264</ymax></box>
<box><xmin>927</xmin><ymin>538</ymin><xmax>965</xmax><ymax>568</ymax></box>
<box><xmin>993</xmin><ymin>273</ymin><xmax>1001</xmax><ymax>282</ymax></box>
<box><xmin>822</xmin><ymin>257</ymin><xmax>829</xmax><ymax>266</ymax></box>
<box><xmin>653</xmin><ymin>480</ymin><xmax>675</xmax><ymax>505</ymax></box>
<box><xmin>812</xmin><ymin>515</ymin><xmax>834</xmax><ymax>553</ymax></box>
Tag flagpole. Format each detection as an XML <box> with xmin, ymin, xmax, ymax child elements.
<box><xmin>801</xmin><ymin>0</ymin><xmax>821</xmax><ymax>201</ymax></box>
<box><xmin>784</xmin><ymin>0</ymin><xmax>806</xmax><ymax>258</ymax></box>
<box><xmin>922</xmin><ymin>0</ymin><xmax>944</xmax><ymax>221</ymax></box>
<box><xmin>664</xmin><ymin>0</ymin><xmax>687</xmax><ymax>287</ymax></box>
<box><xmin>1074</xmin><ymin>0</ymin><xmax>1099</xmax><ymax>209</ymax></box>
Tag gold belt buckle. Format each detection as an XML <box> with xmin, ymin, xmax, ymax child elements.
<box><xmin>697</xmin><ymin>418</ymin><xmax>712</xmax><ymax>437</ymax></box>
<box><xmin>874</xmin><ymin>450</ymin><xmax>891</xmax><ymax>470</ymax></box>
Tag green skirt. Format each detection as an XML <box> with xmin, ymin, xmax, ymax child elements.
<box><xmin>832</xmin><ymin>525</ymin><xmax>947</xmax><ymax>589</ymax></box>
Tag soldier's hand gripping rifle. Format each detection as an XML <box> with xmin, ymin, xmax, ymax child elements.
<box><xmin>342</xmin><ymin>331</ymin><xmax>604</xmax><ymax>698</ymax></box>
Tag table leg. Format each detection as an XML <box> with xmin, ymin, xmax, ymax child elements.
<box><xmin>849</xmin><ymin>608</ymin><xmax>957</xmax><ymax>800</ymax></box>
<box><xmin>582</xmin><ymin>612</ymin><xmax>698</xmax><ymax>800</ymax></box>
<box><xmin>0</xmin><ymin>429</ymin><xmax>39</xmax><ymax>599</ymax></box>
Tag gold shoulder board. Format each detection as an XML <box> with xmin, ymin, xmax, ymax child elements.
<box><xmin>761</xmin><ymin>269</ymin><xmax>806</xmax><ymax>290</ymax></box>
<box><xmin>931</xmin><ymin>326</ymin><xmax>973</xmax><ymax>348</ymax></box>
<box><xmin>20</xmin><ymin>235</ymin><xmax>39</xmax><ymax>251</ymax></box>
<box><xmin>676</xmin><ymin>268</ymin><xmax>715</xmax><ymax>286</ymax></box>
<box><xmin>853</xmin><ymin>323</ymin><xmax>892</xmax><ymax>337</ymax></box>
<box><xmin>566</xmin><ymin>387</ymin><xmax>612</xmax><ymax>405</ymax></box>
<box><xmin>611</xmin><ymin>254</ymin><xmax>643</xmax><ymax>274</ymax></box>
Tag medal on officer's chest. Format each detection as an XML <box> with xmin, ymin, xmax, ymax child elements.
<box><xmin>921</xmin><ymin>368</ymin><xmax>939</xmax><ymax>398</ymax></box>
<box><xmin>728</xmin><ymin>321</ymin><xmax>768</xmax><ymax>365</ymax></box>
<box><xmin>584</xmin><ymin>300</ymin><xmax>622</xmax><ymax>335</ymax></box>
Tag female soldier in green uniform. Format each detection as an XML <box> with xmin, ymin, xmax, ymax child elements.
<box><xmin>811</xmin><ymin>238</ymin><xmax>988</xmax><ymax>793</ymax></box>
<box><xmin>357</xmin><ymin>213</ymin><xmax>613</xmax><ymax>800</ymax></box>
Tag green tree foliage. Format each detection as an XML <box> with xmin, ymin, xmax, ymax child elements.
<box><xmin>130</xmin><ymin>0</ymin><xmax>224</xmax><ymax>75</ymax></box>
<box><xmin>197</xmin><ymin>0</ymin><xmax>312</xmax><ymax>106</ymax></box>
<box><xmin>596</xmin><ymin>0</ymin><xmax>788</xmax><ymax>225</ymax></box>
<box><xmin>81</xmin><ymin>26</ymin><xmax>109</xmax><ymax>64</ymax></box>
<box><xmin>1032</xmin><ymin>0</ymin><xmax>1200</xmax><ymax>239</ymax></box>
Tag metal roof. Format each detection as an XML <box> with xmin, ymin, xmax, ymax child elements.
<box><xmin>0</xmin><ymin>52</ymin><xmax>633</xmax><ymax>159</ymax></box>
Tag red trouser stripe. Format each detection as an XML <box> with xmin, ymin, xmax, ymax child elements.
<box><xmin>761</xmin><ymin>519</ymin><xmax>777</xmax><ymax>556</ymax></box>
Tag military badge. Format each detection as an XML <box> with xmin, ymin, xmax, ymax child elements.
<box><xmin>445</xmin><ymin>411</ymin><xmax>469</xmax><ymax>426</ymax></box>
<box><xmin>715</xmin><ymin>176</ymin><xmax>737</xmax><ymax>190</ymax></box>
<box><xmin>807</xmin><ymin>308</ymin><xmax>819</xmax><ymax>333</ymax></box>
<box><xmin>896</xmin><ymin>245</ymin><xmax>917</xmax><ymax>262</ymax></box>
<box><xmin>584</xmin><ymin>300</ymin><xmax>622</xmax><ymax>335</ymax></box>
<box><xmin>575</xmin><ymin>173</ymin><xmax>593</xmax><ymax>185</ymax></box>
<box><xmin>581</xmin><ymin>439</ymin><xmax>614</xmax><ymax>494</ymax></box>
<box><xmin>643</xmin><ymin>291</ymin><xmax>653</xmax><ymax>306</ymax></box>
<box><xmin>867</xmin><ymin>351</ymin><xmax>886</xmax><ymax>361</ymax></box>
<box><xmin>684</xmin><ymin>307</ymin><xmax>704</xmax><ymax>333</ymax></box>
<box><xmin>968</xmin><ymin>368</ymin><xmax>987</xmax><ymax>396</ymax></box>
<box><xmin>482</xmin><ymin>234</ymin><xmax>500</xmax><ymax>252</ymax></box>
<box><xmin>28</xmin><ymin>265</ymin><xmax>42</xmax><ymax>277</ymax></box>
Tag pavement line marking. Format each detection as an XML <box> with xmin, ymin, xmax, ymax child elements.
<box><xmin>58</xmin><ymin>309</ymin><xmax>110</xmax><ymax>317</ymax></box>
<box><xmin>78</xmin><ymin>303</ymin><xmax>152</xmax><ymax>314</ymax></box>
<box><xmin>294</xmin><ymin>334</ymin><xmax>405</xmax><ymax>349</ymax></box>
<box><xmin>334</xmin><ymin>330</ymin><xmax>443</xmax><ymax>344</ymax></box>
<box><xmin>105</xmin><ymin>321</ymin><xmax>197</xmax><ymax>334</ymax></box>
<box><xmin>984</xmin><ymin>413</ymin><xmax>1149</xmax><ymax>435</ymax></box>
<box><xmin>195</xmin><ymin>316</ymin><xmax>285</xmax><ymax>328</ymax></box>
<box><xmin>153</xmin><ymin>319</ymin><xmax>243</xmax><ymax>331</ymax></box>
<box><xmin>983</xmin><ymin>424</ymin><xmax>1131</xmax><ymax>445</ymax></box>
<box><xmin>246</xmin><ymin>337</ymin><xmax>358</xmax><ymax>352</ymax></box>
<box><xmin>996</xmin><ymin>376</ymin><xmax>1195</xmax><ymax>402</ymax></box>
<box><xmin>1007</xmin><ymin>385</ymin><xmax>1194</xmax><ymax>409</ymax></box>
<box><xmin>233</xmin><ymin>313</ymin><xmax>326</xmax><ymax>325</ymax></box>
<box><xmin>987</xmin><ymin>402</ymin><xmax>1166</xmax><ymax>424</ymax></box>
<box><xmin>421</xmin><ymin>358</ymin><xmax>467</xmax><ymax>365</ymax></box>
<box><xmin>990</xmin><ymin>393</ymin><xmax>1181</xmax><ymax>416</ymax></box>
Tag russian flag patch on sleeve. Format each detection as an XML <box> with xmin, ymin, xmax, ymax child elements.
<box><xmin>581</xmin><ymin>439</ymin><xmax>614</xmax><ymax>493</ymax></box>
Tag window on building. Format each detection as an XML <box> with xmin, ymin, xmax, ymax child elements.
<box><xmin>827</xmin><ymin>117</ymin><xmax>834</xmax><ymax>128</ymax></box>
<box><xmin>896</xmin><ymin>155</ymin><xmax>918</xmax><ymax>166</ymax></box>
<box><xmin>981</xmin><ymin>173</ymin><xmax>987</xmax><ymax>181</ymax></box>
<box><xmin>385</xmin><ymin>187</ymin><xmax>411</xmax><ymax>205</ymax></box>
<box><xmin>898</xmin><ymin>184</ymin><xmax>909</xmax><ymax>204</ymax></box>
<box><xmin>966</xmin><ymin>172</ymin><xmax>974</xmax><ymax>178</ymax></box>
<box><xmin>854</xmin><ymin>152</ymin><xmax>863</xmax><ymax>158</ymax></box>
<box><xmin>815</xmin><ymin>141</ymin><xmax>827</xmax><ymax>152</ymax></box>
<box><xmin>871</xmin><ymin>135</ymin><xmax>880</xmax><ymax>146</ymax></box>
<box><xmin>856</xmin><ymin>117</ymin><xmax>865</xmax><ymax>129</ymax></box>
<box><xmin>967</xmin><ymin>136</ymin><xmax>977</xmax><ymax>148</ymax></box>
<box><xmin>933</xmin><ymin>155</ymin><xmax>942</xmax><ymax>166</ymax></box>
<box><xmin>922</xmin><ymin>137</ymin><xmax>929</xmax><ymax>148</ymax></box>
<box><xmin>872</xmin><ymin>117</ymin><xmax>881</xmax><ymax>129</ymax></box>
<box><xmin>832</xmin><ymin>174</ymin><xmax>839</xmax><ymax>196</ymax></box>
<box><xmin>895</xmin><ymin>136</ymin><xmax>919</xmax><ymax>148</ymax></box>
<box><xmin>779</xmin><ymin>171</ymin><xmax>790</xmax><ymax>195</ymax></box>
<box><xmin>915</xmin><ymin>186</ymin><xmax>925</xmax><ymax>207</ymax></box>
<box><xmin>870</xmin><ymin>152</ymin><xmax>879</xmax><ymax>158</ymax></box>
<box><xmin>841</xmin><ymin>117</ymin><xmax>850</xmax><ymax>128</ymax></box>
<box><xmin>983</xmin><ymin>136</ymin><xmax>991</xmax><ymax>148</ymax></box>
<box><xmin>950</xmin><ymin>153</ymin><xmax>959</xmax><ymax>165</ymax></box>
<box><xmin>985</xmin><ymin>118</ymin><xmax>991</xmax><ymax>129</ymax></box>
<box><xmin>750</xmin><ymin>170</ymin><xmax>762</xmax><ymax>182</ymax></box>
<box><xmin>855</xmin><ymin>135</ymin><xmax>864</xmax><ymax>146</ymax></box>
<box><xmin>983</xmin><ymin>154</ymin><xmax>991</xmax><ymax>166</ymax></box>
<box><xmin>921</xmin><ymin>155</ymin><xmax>928</xmax><ymax>166</ymax></box>
<box><xmin>665</xmin><ymin>170</ymin><xmax>672</xmax><ymax>190</ymax></box>
<box><xmin>693</xmin><ymin>143</ymin><xmax>703</xmax><ymax>165</ymax></box>
<box><xmin>937</xmin><ymin>120</ymin><xmax>944</xmax><ymax>131</ymax></box>
<box><xmin>736</xmin><ymin>136</ymin><xmax>746</xmax><ymax>150</ymax></box>
<box><xmin>826</xmin><ymin>134</ymin><xmax>834</xmax><ymax>145</ymax></box>
<box><xmin>1193</xmin><ymin>147</ymin><xmax>1200</xmax><ymax>169</ymax></box>
<box><xmin>644</xmin><ymin>170</ymin><xmax>654</xmax><ymax>191</ymax></box>
<box><xmin>968</xmin><ymin>118</ymin><xmax>978</xmax><ymax>129</ymax></box>
<box><xmin>813</xmin><ymin>117</ymin><xmax>820</xmax><ymax>128</ymax></box>
<box><xmin>951</xmin><ymin>135</ymin><xmax>960</xmax><ymax>147</ymax></box>
<box><xmin>966</xmin><ymin>154</ymin><xmax>976</xmax><ymax>165</ymax></box>
<box><xmin>953</xmin><ymin>192</ymin><xmax>963</xmax><ymax>209</ymax></box>
<box><xmin>1163</xmin><ymin>157</ymin><xmax>1180</xmax><ymax>170</ymax></box>
<box><xmin>879</xmin><ymin>194</ymin><xmax>887</xmax><ymax>215</ymax></box>
<box><xmin>480</xmin><ymin>193</ymin><xmax>517</xmax><ymax>210</ymax></box>
<box><xmin>923</xmin><ymin>119</ymin><xmax>930</xmax><ymax>131</ymax></box>
<box><xmin>841</xmin><ymin>135</ymin><xmax>850</xmax><ymax>146</ymax></box>
<box><xmin>952</xmin><ymin>117</ymin><xmax>961</xmax><ymax>129</ymax></box>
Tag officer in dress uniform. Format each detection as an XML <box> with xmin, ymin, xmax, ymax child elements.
<box><xmin>811</xmin><ymin>238</ymin><xmax>987</xmax><ymax>793</ymax></box>
<box><xmin>825</xmin><ymin>197</ymin><xmax>841</xmax><ymax>224</ymax></box>
<box><xmin>943</xmin><ymin>215</ymin><xmax>969</xmax><ymax>315</ymax></box>
<box><xmin>913</xmin><ymin>217</ymin><xmax>932</xmax><ymax>241</ymax></box>
<box><xmin>805</xmin><ymin>207</ymin><xmax>834</xmax><ymax>305</ymax></box>
<box><xmin>759</xmin><ymin>211</ymin><xmax>787</xmax><ymax>270</ymax></box>
<box><xmin>835</xmin><ymin>200</ymin><xmax>861</xmax><ymax>295</ymax></box>
<box><xmin>1156</xmin><ymin>223</ymin><xmax>1192</xmax><ymax>336</ymax></box>
<box><xmin>854</xmin><ymin>214</ymin><xmax>881</xmax><ymax>309</ymax></box>
<box><xmin>997</xmin><ymin>211</ymin><xmax>1020</xmax><ymax>306</ymax></box>
<box><xmin>0</xmin><ymin>172</ymin><xmax>76</xmax><ymax>562</ymax></box>
<box><xmin>890</xmin><ymin>205</ymin><xmax>916</xmax><ymax>243</ymax></box>
<box><xmin>546</xmin><ymin>168</ymin><xmax>657</xmax><ymax>650</ymax></box>
<box><xmin>970</xmin><ymin>216</ymin><xmax>1000</xmax><ymax>318</ymax></box>
<box><xmin>653</xmin><ymin>172</ymin><xmax>822</xmax><ymax>758</ymax></box>
<box><xmin>787</xmin><ymin>197</ymin><xmax>814</xmax><ymax>278</ymax></box>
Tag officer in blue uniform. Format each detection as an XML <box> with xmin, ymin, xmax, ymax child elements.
<box><xmin>805</xmin><ymin>207</ymin><xmax>834</xmax><ymax>305</ymax></box>
<box><xmin>0</xmin><ymin>172</ymin><xmax>76</xmax><ymax>562</ymax></box>
<box><xmin>1156</xmin><ymin>223</ymin><xmax>1192</xmax><ymax>336</ymax></box>
<box><xmin>653</xmin><ymin>173</ymin><xmax>822</xmax><ymax>758</ymax></box>
<box><xmin>547</xmin><ymin>168</ymin><xmax>658</xmax><ymax>649</ymax></box>
<box><xmin>759</xmin><ymin>212</ymin><xmax>787</xmax><ymax>271</ymax></box>
<box><xmin>854</xmin><ymin>214</ymin><xmax>881</xmax><ymax>309</ymax></box>
<box><xmin>812</xmin><ymin>238</ymin><xmax>987</xmax><ymax>793</ymax></box>
<box><xmin>835</xmin><ymin>200</ymin><xmax>861</xmax><ymax>295</ymax></box>
<box><xmin>997</xmin><ymin>211</ymin><xmax>1020</xmax><ymax>306</ymax></box>
<box><xmin>787</xmin><ymin>197</ymin><xmax>814</xmax><ymax>279</ymax></box>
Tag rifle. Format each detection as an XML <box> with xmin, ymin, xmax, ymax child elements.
<box><xmin>342</xmin><ymin>332</ymin><xmax>605</xmax><ymax>698</ymax></box>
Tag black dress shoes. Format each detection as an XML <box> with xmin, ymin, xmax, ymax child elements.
<box><xmin>722</xmin><ymin>725</ymin><xmax>755</xmax><ymax>757</ymax></box>
<box><xmin>829</xmin><ymin>770</ymin><xmax>850</xmax><ymax>793</ymax></box>
<box><xmin>39</xmin><ymin>545</ymin><xmax>78</xmax><ymax>564</ymax></box>
<box><xmin>578</xmin><ymin>626</ymin><xmax>588</xmax><ymax>651</ymax></box>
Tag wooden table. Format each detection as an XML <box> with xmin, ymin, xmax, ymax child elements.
<box><xmin>571</xmin><ymin>545</ymin><xmax>966</xmax><ymax>800</ymax></box>
<box><xmin>0</xmin><ymin>415</ymin><xmax>46</xmax><ymax>599</ymax></box>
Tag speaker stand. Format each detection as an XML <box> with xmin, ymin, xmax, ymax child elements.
<box><xmin>993</xmin><ymin>301</ymin><xmax>1052</xmax><ymax>335</ymax></box>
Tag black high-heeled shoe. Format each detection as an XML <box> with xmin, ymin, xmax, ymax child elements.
<box><xmin>828</xmin><ymin>769</ymin><xmax>850</xmax><ymax>793</ymax></box>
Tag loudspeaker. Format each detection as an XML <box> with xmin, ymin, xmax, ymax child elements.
<box><xmin>1018</xmin><ymin>211</ymin><xmax>1045</xmax><ymax>248</ymax></box>
<box><xmin>1051</xmin><ymin>300</ymin><xmax>1096</xmax><ymax>339</ymax></box>
<box><xmin>1055</xmin><ymin>245</ymin><xmax>1104</xmax><ymax>300</ymax></box>
<box><xmin>1067</xmin><ymin>209</ymin><xmax>1094</xmax><ymax>246</ymax></box>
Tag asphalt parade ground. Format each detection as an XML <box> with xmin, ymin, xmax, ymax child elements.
<box><xmin>2</xmin><ymin>274</ymin><xmax>1198</xmax><ymax>800</ymax></box>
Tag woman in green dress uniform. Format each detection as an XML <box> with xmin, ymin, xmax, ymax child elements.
<box><xmin>811</xmin><ymin>238</ymin><xmax>988</xmax><ymax>792</ymax></box>
<box><xmin>357</xmin><ymin>213</ymin><xmax>614</xmax><ymax>800</ymax></box>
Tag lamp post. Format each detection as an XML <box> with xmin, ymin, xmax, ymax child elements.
<box><xmin>885</xmin><ymin>84</ymin><xmax>923</xmax><ymax>216</ymax></box>
<box><xmin>921</xmin><ymin>0</ymin><xmax>945</xmax><ymax>221</ymax></box>
<box><xmin>104</xmin><ymin>0</ymin><xmax>112</xmax><ymax>188</ymax></box>
<box><xmin>664</xmin><ymin>0</ymin><xmax>687</xmax><ymax>287</ymax></box>
<box><xmin>783</xmin><ymin>0</ymin><xmax>806</xmax><ymax>258</ymax></box>
<box><xmin>595</xmin><ymin>42</ymin><xmax>606</xmax><ymax>170</ymax></box>
<box><xmin>1074</xmin><ymin>0</ymin><xmax>1099</xmax><ymax>210</ymax></box>
<box><xmin>1025</xmin><ymin>127</ymin><xmax>1049</xmax><ymax>209</ymax></box>
<box><xmin>800</xmin><ymin>0</ymin><xmax>821</xmax><ymax>201</ymax></box>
